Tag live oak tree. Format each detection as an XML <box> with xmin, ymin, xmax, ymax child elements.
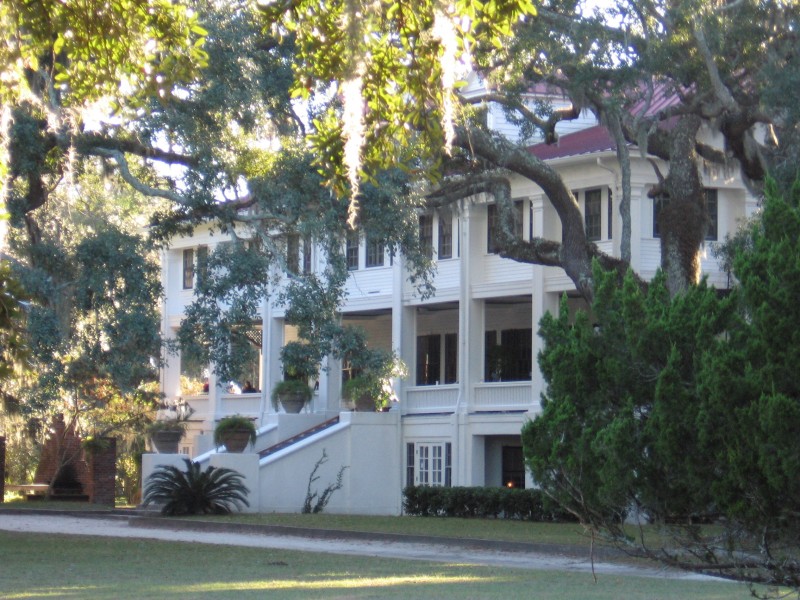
<box><xmin>0</xmin><ymin>0</ymin><xmax>207</xmax><ymax>454</ymax></box>
<box><xmin>523</xmin><ymin>179</ymin><xmax>800</xmax><ymax>593</ymax></box>
<box><xmin>266</xmin><ymin>0</ymin><xmax>799</xmax><ymax>299</ymax></box>
<box><xmin>6</xmin><ymin>0</ymin><xmax>797</xmax><ymax>369</ymax></box>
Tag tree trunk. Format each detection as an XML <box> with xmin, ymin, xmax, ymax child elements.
<box><xmin>658</xmin><ymin>116</ymin><xmax>707</xmax><ymax>297</ymax></box>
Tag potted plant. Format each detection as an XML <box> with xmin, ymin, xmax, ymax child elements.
<box><xmin>214</xmin><ymin>415</ymin><xmax>257</xmax><ymax>452</ymax></box>
<box><xmin>271</xmin><ymin>379</ymin><xmax>313</xmax><ymax>413</ymax></box>
<box><xmin>341</xmin><ymin>352</ymin><xmax>407</xmax><ymax>411</ymax></box>
<box><xmin>147</xmin><ymin>420</ymin><xmax>186</xmax><ymax>454</ymax></box>
<box><xmin>342</xmin><ymin>375</ymin><xmax>381</xmax><ymax>411</ymax></box>
<box><xmin>272</xmin><ymin>341</ymin><xmax>317</xmax><ymax>413</ymax></box>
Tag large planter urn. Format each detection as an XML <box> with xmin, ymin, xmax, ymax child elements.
<box><xmin>218</xmin><ymin>429</ymin><xmax>252</xmax><ymax>452</ymax></box>
<box><xmin>271</xmin><ymin>380</ymin><xmax>312</xmax><ymax>414</ymax></box>
<box><xmin>354</xmin><ymin>393</ymin><xmax>376</xmax><ymax>412</ymax></box>
<box><xmin>214</xmin><ymin>415</ymin><xmax>257</xmax><ymax>453</ymax></box>
<box><xmin>150</xmin><ymin>429</ymin><xmax>183</xmax><ymax>454</ymax></box>
<box><xmin>279</xmin><ymin>392</ymin><xmax>308</xmax><ymax>414</ymax></box>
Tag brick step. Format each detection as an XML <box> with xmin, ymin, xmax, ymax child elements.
<box><xmin>259</xmin><ymin>416</ymin><xmax>340</xmax><ymax>458</ymax></box>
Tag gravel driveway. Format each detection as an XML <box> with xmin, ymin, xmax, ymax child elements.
<box><xmin>0</xmin><ymin>511</ymin><xmax>722</xmax><ymax>582</ymax></box>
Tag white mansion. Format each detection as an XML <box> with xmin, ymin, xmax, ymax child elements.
<box><xmin>149</xmin><ymin>85</ymin><xmax>757</xmax><ymax>515</ymax></box>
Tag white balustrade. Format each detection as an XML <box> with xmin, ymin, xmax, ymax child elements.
<box><xmin>473</xmin><ymin>381</ymin><xmax>534</xmax><ymax>411</ymax></box>
<box><xmin>404</xmin><ymin>385</ymin><xmax>459</xmax><ymax>413</ymax></box>
<box><xmin>218</xmin><ymin>393</ymin><xmax>261</xmax><ymax>418</ymax></box>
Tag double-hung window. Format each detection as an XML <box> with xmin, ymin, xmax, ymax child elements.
<box><xmin>584</xmin><ymin>189</ymin><xmax>602</xmax><ymax>242</ymax></box>
<box><xmin>346</xmin><ymin>231</ymin><xmax>360</xmax><ymax>270</ymax></box>
<box><xmin>419</xmin><ymin>215</ymin><xmax>433</xmax><ymax>259</ymax></box>
<box><xmin>366</xmin><ymin>234</ymin><xmax>384</xmax><ymax>267</ymax></box>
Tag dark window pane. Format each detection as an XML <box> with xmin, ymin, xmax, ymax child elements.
<box><xmin>502</xmin><ymin>446</ymin><xmax>525</xmax><ymax>488</ymax></box>
<box><xmin>585</xmin><ymin>189</ymin><xmax>601</xmax><ymax>242</ymax></box>
<box><xmin>196</xmin><ymin>246</ymin><xmax>208</xmax><ymax>288</ymax></box>
<box><xmin>444</xmin><ymin>333</ymin><xmax>457</xmax><ymax>384</ymax></box>
<box><xmin>705</xmin><ymin>189</ymin><xmax>718</xmax><ymax>241</ymax></box>
<box><xmin>416</xmin><ymin>334</ymin><xmax>441</xmax><ymax>385</ymax></box>
<box><xmin>487</xmin><ymin>204</ymin><xmax>498</xmax><ymax>253</ymax></box>
<box><xmin>182</xmin><ymin>248</ymin><xmax>194</xmax><ymax>289</ymax></box>
<box><xmin>287</xmin><ymin>234</ymin><xmax>300</xmax><ymax>274</ymax></box>
<box><xmin>607</xmin><ymin>189</ymin><xmax>613</xmax><ymax>240</ymax></box>
<box><xmin>438</xmin><ymin>211</ymin><xmax>452</xmax><ymax>259</ymax></box>
<box><xmin>419</xmin><ymin>215</ymin><xmax>433</xmax><ymax>259</ymax></box>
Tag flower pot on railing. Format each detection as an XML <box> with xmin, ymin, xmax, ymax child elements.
<box><xmin>148</xmin><ymin>425</ymin><xmax>185</xmax><ymax>454</ymax></box>
<box><xmin>271</xmin><ymin>380</ymin><xmax>313</xmax><ymax>414</ymax></box>
<box><xmin>214</xmin><ymin>415</ymin><xmax>257</xmax><ymax>453</ymax></box>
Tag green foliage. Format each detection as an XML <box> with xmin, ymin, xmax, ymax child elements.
<box><xmin>213</xmin><ymin>415</ymin><xmax>257</xmax><ymax>447</ymax></box>
<box><xmin>146</xmin><ymin>420</ymin><xmax>187</xmax><ymax>435</ymax></box>
<box><xmin>525</xmin><ymin>265</ymin><xmax>732</xmax><ymax>525</ymax></box>
<box><xmin>0</xmin><ymin>0</ymin><xmax>206</xmax><ymax>106</ymax></box>
<box><xmin>142</xmin><ymin>458</ymin><xmax>250</xmax><ymax>516</ymax></box>
<box><xmin>0</xmin><ymin>262</ymin><xmax>30</xmax><ymax>396</ymax></box>
<box><xmin>524</xmin><ymin>179</ymin><xmax>800</xmax><ymax>588</ymax></box>
<box><xmin>260</xmin><ymin>0</ymin><xmax>536</xmax><ymax>196</ymax></box>
<box><xmin>342</xmin><ymin>352</ymin><xmax>406</xmax><ymax>410</ymax></box>
<box><xmin>402</xmin><ymin>486</ymin><xmax>576</xmax><ymax>522</ymax></box>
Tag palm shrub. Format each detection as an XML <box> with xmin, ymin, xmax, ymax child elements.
<box><xmin>142</xmin><ymin>458</ymin><xmax>250</xmax><ymax>515</ymax></box>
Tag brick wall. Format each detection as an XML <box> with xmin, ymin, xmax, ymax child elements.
<box><xmin>87</xmin><ymin>438</ymin><xmax>116</xmax><ymax>506</ymax></box>
<box><xmin>34</xmin><ymin>415</ymin><xmax>91</xmax><ymax>493</ymax></box>
<box><xmin>0</xmin><ymin>436</ymin><xmax>6</xmax><ymax>502</ymax></box>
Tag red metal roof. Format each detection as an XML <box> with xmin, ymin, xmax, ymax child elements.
<box><xmin>528</xmin><ymin>125</ymin><xmax>616</xmax><ymax>160</ymax></box>
<box><xmin>527</xmin><ymin>84</ymin><xmax>683</xmax><ymax>160</ymax></box>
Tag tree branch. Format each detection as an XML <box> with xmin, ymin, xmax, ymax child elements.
<box><xmin>85</xmin><ymin>147</ymin><xmax>192</xmax><ymax>206</ymax></box>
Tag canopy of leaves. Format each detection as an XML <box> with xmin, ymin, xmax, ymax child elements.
<box><xmin>5</xmin><ymin>166</ymin><xmax>165</xmax><ymax>442</ymax></box>
<box><xmin>524</xmin><ymin>178</ymin><xmax>800</xmax><ymax>589</ymax></box>
<box><xmin>0</xmin><ymin>0</ymin><xmax>207</xmax><ymax>106</ymax></box>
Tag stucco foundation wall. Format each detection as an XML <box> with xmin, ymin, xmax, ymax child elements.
<box><xmin>209</xmin><ymin>453</ymin><xmax>259</xmax><ymax>513</ymax></box>
<box><xmin>258</xmin><ymin>412</ymin><xmax>402</xmax><ymax>515</ymax></box>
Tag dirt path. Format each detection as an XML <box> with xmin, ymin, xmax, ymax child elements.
<box><xmin>0</xmin><ymin>512</ymin><xmax>723</xmax><ymax>583</ymax></box>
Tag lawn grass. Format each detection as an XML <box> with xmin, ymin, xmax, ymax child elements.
<box><xmin>0</xmin><ymin>530</ymin><xmax>759</xmax><ymax>600</ymax></box>
<box><xmin>187</xmin><ymin>512</ymin><xmax>593</xmax><ymax>547</ymax></box>
<box><xmin>1</xmin><ymin>497</ymin><xmax>116</xmax><ymax>511</ymax></box>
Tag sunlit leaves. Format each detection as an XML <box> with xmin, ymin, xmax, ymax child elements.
<box><xmin>0</xmin><ymin>0</ymin><xmax>207</xmax><ymax>107</ymax></box>
<box><xmin>259</xmin><ymin>0</ymin><xmax>535</xmax><ymax>202</ymax></box>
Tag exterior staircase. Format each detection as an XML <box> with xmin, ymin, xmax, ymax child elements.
<box><xmin>258</xmin><ymin>416</ymin><xmax>341</xmax><ymax>458</ymax></box>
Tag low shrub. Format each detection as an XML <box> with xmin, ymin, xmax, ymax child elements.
<box><xmin>402</xmin><ymin>486</ymin><xmax>577</xmax><ymax>522</ymax></box>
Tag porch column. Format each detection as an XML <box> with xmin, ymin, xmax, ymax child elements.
<box><xmin>264</xmin><ymin>311</ymin><xmax>284</xmax><ymax>415</ymax></box>
<box><xmin>392</xmin><ymin>254</ymin><xmax>415</xmax><ymax>414</ymax></box>
<box><xmin>530</xmin><ymin>194</ymin><xmax>548</xmax><ymax>408</ymax></box>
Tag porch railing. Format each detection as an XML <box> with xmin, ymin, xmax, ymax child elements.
<box><xmin>219</xmin><ymin>392</ymin><xmax>261</xmax><ymax>419</ymax></box>
<box><xmin>473</xmin><ymin>381</ymin><xmax>534</xmax><ymax>411</ymax></box>
<box><xmin>404</xmin><ymin>384</ymin><xmax>459</xmax><ymax>413</ymax></box>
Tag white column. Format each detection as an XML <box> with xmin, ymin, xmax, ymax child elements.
<box><xmin>530</xmin><ymin>195</ymin><xmax>548</xmax><ymax>410</ymax></box>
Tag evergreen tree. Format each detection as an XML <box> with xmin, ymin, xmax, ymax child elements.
<box><xmin>524</xmin><ymin>179</ymin><xmax>800</xmax><ymax>590</ymax></box>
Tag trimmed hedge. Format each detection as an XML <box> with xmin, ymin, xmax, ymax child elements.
<box><xmin>402</xmin><ymin>486</ymin><xmax>577</xmax><ymax>521</ymax></box>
